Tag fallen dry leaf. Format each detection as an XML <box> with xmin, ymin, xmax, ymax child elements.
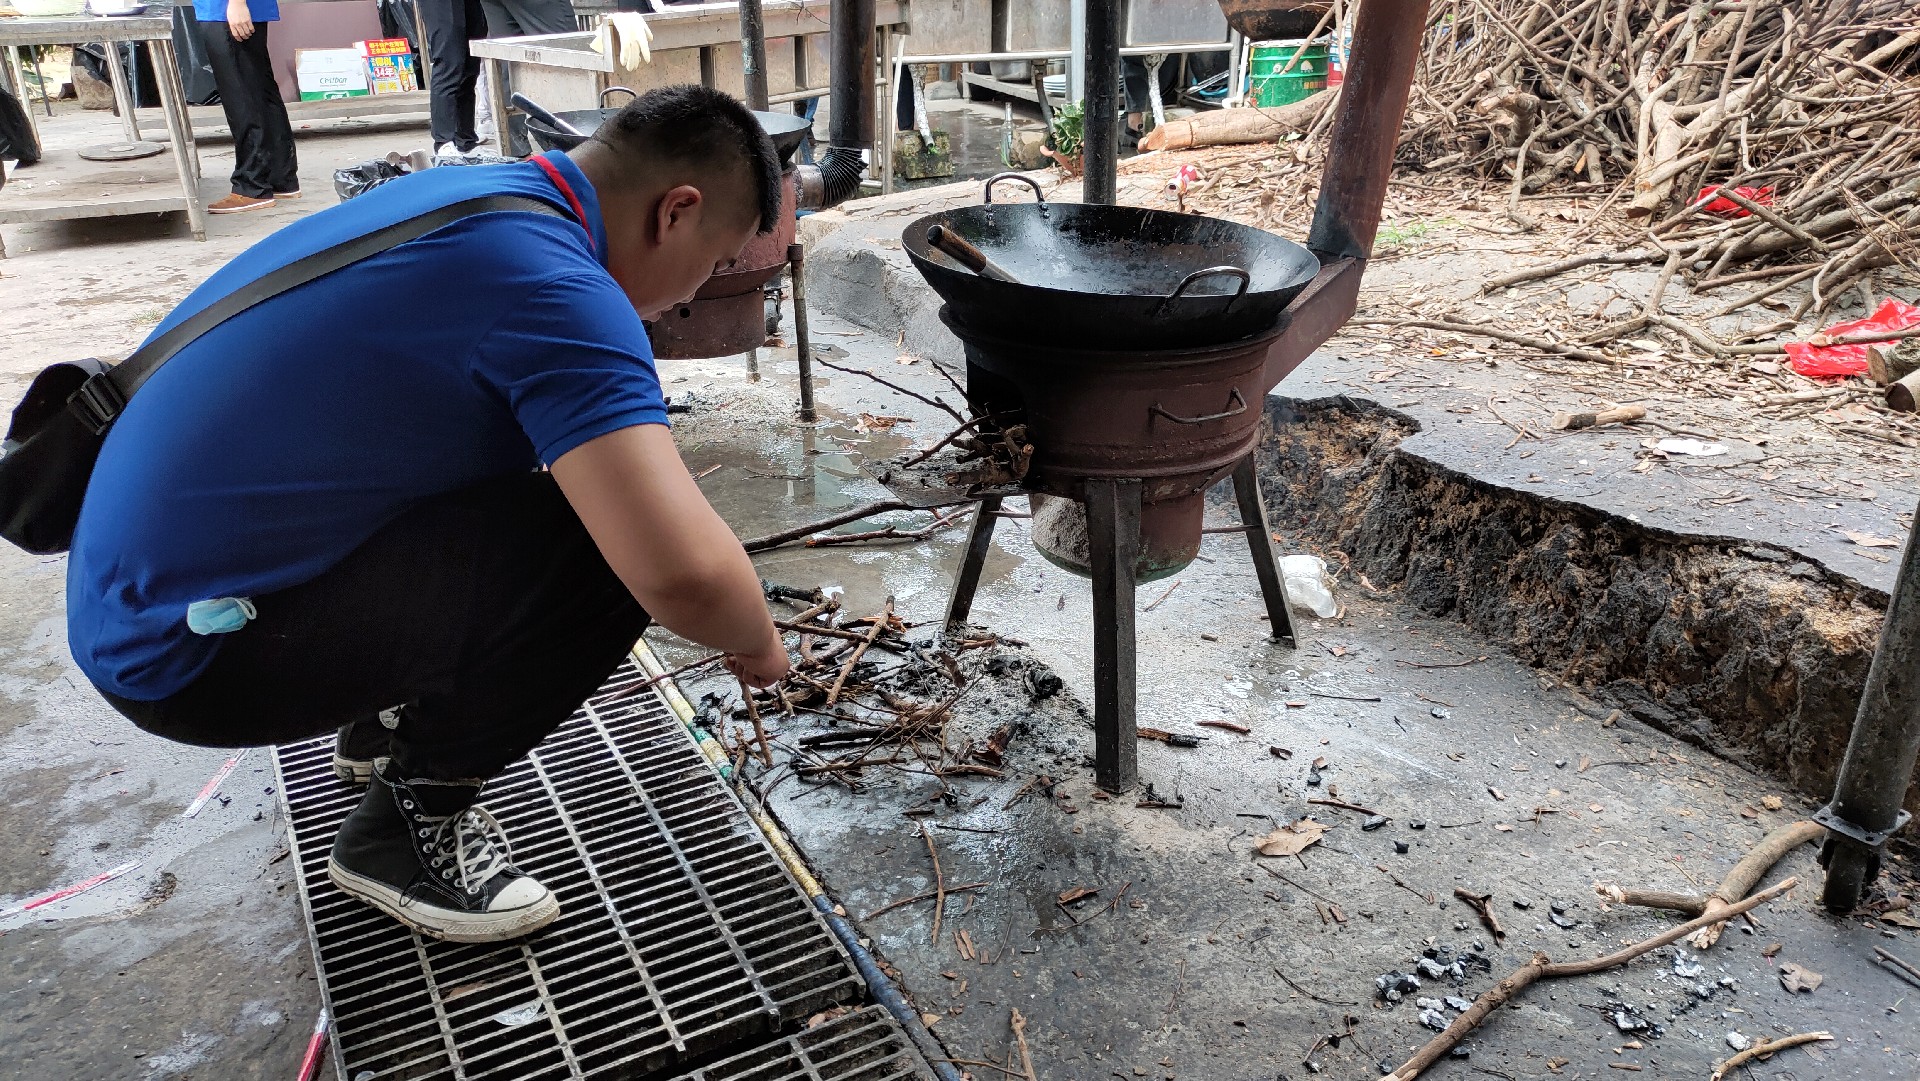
<box><xmin>1057</xmin><ymin>887</ymin><xmax>1099</xmax><ymax>907</ymax></box>
<box><xmin>1779</xmin><ymin>962</ymin><xmax>1823</xmax><ymax>993</ymax></box>
<box><xmin>1589</xmin><ymin>803</ymin><xmax>1605</xmax><ymax>813</ymax></box>
<box><xmin>1881</xmin><ymin>911</ymin><xmax>1920</xmax><ymax>930</ymax></box>
<box><xmin>1843</xmin><ymin>530</ymin><xmax>1900</xmax><ymax>548</ymax></box>
<box><xmin>1489</xmin><ymin>786</ymin><xmax>1508</xmax><ymax>801</ymax></box>
<box><xmin>1494</xmin><ymin>823</ymin><xmax>1514</xmax><ymax>832</ymax></box>
<box><xmin>1761</xmin><ymin>942</ymin><xmax>1783</xmax><ymax>958</ymax></box>
<box><xmin>1256</xmin><ymin>818</ymin><xmax>1330</xmax><ymax>858</ymax></box>
<box><xmin>1311</xmin><ymin>756</ymin><xmax>1329</xmax><ymax>770</ymax></box>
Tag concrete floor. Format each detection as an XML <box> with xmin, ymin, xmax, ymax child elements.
<box><xmin>2</xmin><ymin>105</ymin><xmax>1917</xmax><ymax>1081</ymax></box>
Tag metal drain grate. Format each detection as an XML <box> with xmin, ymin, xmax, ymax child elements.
<box><xmin>687</xmin><ymin>1007</ymin><xmax>931</xmax><ymax>1081</ymax></box>
<box><xmin>274</xmin><ymin>661</ymin><xmax>864</xmax><ymax>1080</ymax></box>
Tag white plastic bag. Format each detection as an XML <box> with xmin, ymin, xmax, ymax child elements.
<box><xmin>1279</xmin><ymin>555</ymin><xmax>1338</xmax><ymax>618</ymax></box>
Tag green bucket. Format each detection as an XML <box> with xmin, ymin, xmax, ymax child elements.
<box><xmin>1248</xmin><ymin>38</ymin><xmax>1329</xmax><ymax>107</ymax></box>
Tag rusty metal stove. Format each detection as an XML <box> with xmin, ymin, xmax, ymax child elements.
<box><xmin>910</xmin><ymin>0</ymin><xmax>1431</xmax><ymax>793</ymax></box>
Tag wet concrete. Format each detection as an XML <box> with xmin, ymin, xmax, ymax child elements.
<box><xmin>644</xmin><ymin>291</ymin><xmax>1920</xmax><ymax>1081</ymax></box>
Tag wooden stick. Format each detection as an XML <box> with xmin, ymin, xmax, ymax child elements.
<box><xmin>1594</xmin><ymin>820</ymin><xmax>1822</xmax><ymax>948</ymax></box>
<box><xmin>859</xmin><ymin>880</ymin><xmax>990</xmax><ymax>920</ymax></box>
<box><xmin>814</xmin><ymin>358</ymin><xmax>969</xmax><ymax>423</ymax></box>
<box><xmin>638</xmin><ymin>652</ymin><xmax>726</xmax><ymax>690</ymax></box>
<box><xmin>1874</xmin><ymin>945</ymin><xmax>1920</xmax><ymax>986</ymax></box>
<box><xmin>920</xmin><ymin>820</ymin><xmax>946</xmax><ymax>947</ymax></box>
<box><xmin>828</xmin><ymin>598</ymin><xmax>892</xmax><ymax>706</ymax></box>
<box><xmin>1309</xmin><ymin>797</ymin><xmax>1384</xmax><ymax>816</ymax></box>
<box><xmin>1357</xmin><ymin>317</ymin><xmax>1613</xmax><ymax>363</ymax></box>
<box><xmin>1381</xmin><ymin>878</ymin><xmax>1798</xmax><ymax>1081</ymax></box>
<box><xmin>738</xmin><ymin>675</ymin><xmax>774</xmax><ymax>768</ymax></box>
<box><xmin>741</xmin><ymin>500</ymin><xmax>911</xmax><ymax>553</ymax></box>
<box><xmin>1552</xmin><ymin>404</ymin><xmax>1648</xmax><ymax>430</ymax></box>
<box><xmin>805</xmin><ymin>507</ymin><xmax>972</xmax><ymax>547</ymax></box>
<box><xmin>1710</xmin><ymin>1031</ymin><xmax>1833</xmax><ymax>1081</ymax></box>
<box><xmin>1010</xmin><ymin>1008</ymin><xmax>1038</xmax><ymax>1081</ymax></box>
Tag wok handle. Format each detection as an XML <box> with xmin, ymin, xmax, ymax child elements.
<box><xmin>982</xmin><ymin>172</ymin><xmax>1049</xmax><ymax>207</ymax></box>
<box><xmin>926</xmin><ymin>225</ymin><xmax>1021</xmax><ymax>284</ymax></box>
<box><xmin>1150</xmin><ymin>265</ymin><xmax>1252</xmax><ymax>318</ymax></box>
<box><xmin>1150</xmin><ymin>388</ymin><xmax>1248</xmax><ymax>427</ymax></box>
<box><xmin>601</xmin><ymin>86</ymin><xmax>639</xmax><ymax>106</ymax></box>
<box><xmin>511</xmin><ymin>92</ymin><xmax>584</xmax><ymax>136</ymax></box>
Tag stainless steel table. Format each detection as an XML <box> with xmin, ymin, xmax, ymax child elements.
<box><xmin>0</xmin><ymin>14</ymin><xmax>206</xmax><ymax>254</ymax></box>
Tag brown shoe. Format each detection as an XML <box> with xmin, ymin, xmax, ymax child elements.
<box><xmin>208</xmin><ymin>193</ymin><xmax>275</xmax><ymax>214</ymax></box>
<box><xmin>273</xmin><ymin>188</ymin><xmax>302</xmax><ymax>200</ymax></box>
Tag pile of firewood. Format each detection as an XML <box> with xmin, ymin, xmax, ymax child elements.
<box><xmin>1400</xmin><ymin>0</ymin><xmax>1920</xmax><ymax>318</ymax></box>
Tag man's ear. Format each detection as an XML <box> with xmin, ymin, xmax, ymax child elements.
<box><xmin>652</xmin><ymin>184</ymin><xmax>704</xmax><ymax>243</ymax></box>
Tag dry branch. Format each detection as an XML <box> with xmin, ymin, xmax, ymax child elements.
<box><xmin>1594</xmin><ymin>820</ymin><xmax>1821</xmax><ymax>948</ymax></box>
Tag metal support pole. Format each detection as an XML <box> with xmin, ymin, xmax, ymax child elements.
<box><xmin>787</xmin><ymin>242</ymin><xmax>817</xmax><ymax>421</ymax></box>
<box><xmin>1307</xmin><ymin>0</ymin><xmax>1432</xmax><ymax>259</ymax></box>
<box><xmin>1817</xmin><ymin>499</ymin><xmax>1920</xmax><ymax>911</ymax></box>
<box><xmin>104</xmin><ymin>41</ymin><xmax>142</xmax><ymax>143</ymax></box>
<box><xmin>1067</xmin><ymin>0</ymin><xmax>1085</xmax><ymax>101</ymax></box>
<box><xmin>1232</xmin><ymin>455</ymin><xmax>1297</xmax><ymax>647</ymax></box>
<box><xmin>1081</xmin><ymin>0</ymin><xmax>1122</xmax><ymax>205</ymax></box>
<box><xmin>944</xmin><ymin>496</ymin><xmax>1004</xmax><ymax>634</ymax></box>
<box><xmin>880</xmin><ymin>30</ymin><xmax>898</xmax><ymax>194</ymax></box>
<box><xmin>1086</xmin><ymin>478</ymin><xmax>1140</xmax><ymax>792</ymax></box>
<box><xmin>739</xmin><ymin>0</ymin><xmax>770</xmax><ymax>110</ymax></box>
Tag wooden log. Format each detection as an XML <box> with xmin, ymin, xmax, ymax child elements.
<box><xmin>1887</xmin><ymin>369</ymin><xmax>1920</xmax><ymax>414</ymax></box>
<box><xmin>1869</xmin><ymin>342</ymin><xmax>1920</xmax><ymax>388</ymax></box>
<box><xmin>1138</xmin><ymin>89</ymin><xmax>1336</xmax><ymax>152</ymax></box>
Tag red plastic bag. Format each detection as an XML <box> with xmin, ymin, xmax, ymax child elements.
<box><xmin>1694</xmin><ymin>185</ymin><xmax>1775</xmax><ymax>217</ymax></box>
<box><xmin>1783</xmin><ymin>298</ymin><xmax>1920</xmax><ymax>379</ymax></box>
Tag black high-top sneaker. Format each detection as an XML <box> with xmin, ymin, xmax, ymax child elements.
<box><xmin>332</xmin><ymin>707</ymin><xmax>401</xmax><ymax>785</ymax></box>
<box><xmin>327</xmin><ymin>759</ymin><xmax>559</xmax><ymax>942</ymax></box>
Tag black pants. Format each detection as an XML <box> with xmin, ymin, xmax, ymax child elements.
<box><xmin>198</xmin><ymin>21</ymin><xmax>297</xmax><ymax>197</ymax></box>
<box><xmin>101</xmin><ymin>472</ymin><xmax>650</xmax><ymax>782</ymax></box>
<box><xmin>417</xmin><ymin>0</ymin><xmax>485</xmax><ymax>150</ymax></box>
<box><xmin>477</xmin><ymin>0</ymin><xmax>575</xmax><ymax>38</ymax></box>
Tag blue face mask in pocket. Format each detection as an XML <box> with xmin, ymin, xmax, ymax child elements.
<box><xmin>186</xmin><ymin>596</ymin><xmax>257</xmax><ymax>635</ymax></box>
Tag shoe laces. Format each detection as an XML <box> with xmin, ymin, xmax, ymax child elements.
<box><xmin>429</xmin><ymin>806</ymin><xmax>514</xmax><ymax>896</ymax></box>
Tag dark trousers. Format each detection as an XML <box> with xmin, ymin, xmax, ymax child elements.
<box><xmin>417</xmin><ymin>0</ymin><xmax>485</xmax><ymax>150</ymax></box>
<box><xmin>101</xmin><ymin>473</ymin><xmax>650</xmax><ymax>782</ymax></box>
<box><xmin>197</xmin><ymin>21</ymin><xmax>298</xmax><ymax>198</ymax></box>
<box><xmin>477</xmin><ymin>0</ymin><xmax>575</xmax><ymax>38</ymax></box>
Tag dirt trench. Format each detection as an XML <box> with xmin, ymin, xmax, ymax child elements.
<box><xmin>1255</xmin><ymin>394</ymin><xmax>1912</xmax><ymax>815</ymax></box>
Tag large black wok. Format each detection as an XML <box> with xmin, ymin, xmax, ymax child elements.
<box><xmin>904</xmin><ymin>173</ymin><xmax>1320</xmax><ymax>350</ymax></box>
<box><xmin>523</xmin><ymin>91</ymin><xmax>814</xmax><ymax>167</ymax></box>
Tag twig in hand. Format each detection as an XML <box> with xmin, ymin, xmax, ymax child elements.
<box><xmin>1710</xmin><ymin>1031</ymin><xmax>1833</xmax><ymax>1081</ymax></box>
<box><xmin>815</xmin><ymin>358</ymin><xmax>968</xmax><ymax>423</ymax></box>
<box><xmin>1383</xmin><ymin>879</ymin><xmax>1798</xmax><ymax>1081</ymax></box>
<box><xmin>639</xmin><ymin>652</ymin><xmax>726</xmax><ymax>689</ymax></box>
<box><xmin>1009</xmin><ymin>1008</ymin><xmax>1038</xmax><ymax>1081</ymax></box>
<box><xmin>828</xmin><ymin>598</ymin><xmax>893</xmax><ymax>706</ymax></box>
<box><xmin>739</xmin><ymin>675</ymin><xmax>773</xmax><ymax>768</ymax></box>
<box><xmin>1594</xmin><ymin>820</ymin><xmax>1821</xmax><ymax>948</ymax></box>
<box><xmin>921</xmin><ymin>821</ymin><xmax>947</xmax><ymax>947</ymax></box>
<box><xmin>1273</xmin><ymin>966</ymin><xmax>1360</xmax><ymax>1006</ymax></box>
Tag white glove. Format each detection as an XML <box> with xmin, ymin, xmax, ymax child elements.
<box><xmin>593</xmin><ymin>13</ymin><xmax>653</xmax><ymax>70</ymax></box>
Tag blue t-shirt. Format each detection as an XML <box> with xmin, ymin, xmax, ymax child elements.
<box><xmin>68</xmin><ymin>152</ymin><xmax>667</xmax><ymax>701</ymax></box>
<box><xmin>194</xmin><ymin>0</ymin><xmax>281</xmax><ymax>22</ymax></box>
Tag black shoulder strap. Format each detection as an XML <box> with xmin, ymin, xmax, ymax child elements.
<box><xmin>69</xmin><ymin>194</ymin><xmax>565</xmax><ymax>433</ymax></box>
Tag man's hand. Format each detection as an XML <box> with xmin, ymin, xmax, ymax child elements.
<box><xmin>226</xmin><ymin>0</ymin><xmax>255</xmax><ymax>40</ymax></box>
<box><xmin>724</xmin><ymin>636</ymin><xmax>791</xmax><ymax>689</ymax></box>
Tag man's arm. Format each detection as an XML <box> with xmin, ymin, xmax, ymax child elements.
<box><xmin>226</xmin><ymin>0</ymin><xmax>255</xmax><ymax>39</ymax></box>
<box><xmin>550</xmin><ymin>424</ymin><xmax>788</xmax><ymax>686</ymax></box>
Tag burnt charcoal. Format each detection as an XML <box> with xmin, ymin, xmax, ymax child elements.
<box><xmin>1393</xmin><ymin>840</ymin><xmax>1411</xmax><ymax>854</ymax></box>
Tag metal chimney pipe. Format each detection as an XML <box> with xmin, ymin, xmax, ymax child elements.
<box><xmin>828</xmin><ymin>0</ymin><xmax>877</xmax><ymax>149</ymax></box>
<box><xmin>739</xmin><ymin>0</ymin><xmax>771</xmax><ymax>110</ymax></box>
<box><xmin>1081</xmin><ymin>0</ymin><xmax>1122</xmax><ymax>204</ymax></box>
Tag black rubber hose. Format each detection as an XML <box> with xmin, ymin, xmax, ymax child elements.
<box><xmin>817</xmin><ymin>145</ymin><xmax>866</xmax><ymax>207</ymax></box>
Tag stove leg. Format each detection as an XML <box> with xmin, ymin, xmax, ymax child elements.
<box><xmin>943</xmin><ymin>496</ymin><xmax>1003</xmax><ymax>634</ymax></box>
<box><xmin>1231</xmin><ymin>455</ymin><xmax>1297</xmax><ymax>648</ymax></box>
<box><xmin>1086</xmin><ymin>478</ymin><xmax>1140</xmax><ymax>793</ymax></box>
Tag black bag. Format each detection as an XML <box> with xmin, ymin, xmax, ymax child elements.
<box><xmin>0</xmin><ymin>195</ymin><xmax>561</xmax><ymax>555</ymax></box>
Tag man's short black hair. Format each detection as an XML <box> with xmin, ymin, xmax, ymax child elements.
<box><xmin>592</xmin><ymin>84</ymin><xmax>783</xmax><ymax>234</ymax></box>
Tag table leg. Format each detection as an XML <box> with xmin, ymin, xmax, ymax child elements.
<box><xmin>485</xmin><ymin>58</ymin><xmax>512</xmax><ymax>156</ymax></box>
<box><xmin>3</xmin><ymin>46</ymin><xmax>37</xmax><ymax>155</ymax></box>
<box><xmin>148</xmin><ymin>37</ymin><xmax>206</xmax><ymax>240</ymax></box>
<box><xmin>943</xmin><ymin>495</ymin><xmax>1003</xmax><ymax>635</ymax></box>
<box><xmin>153</xmin><ymin>38</ymin><xmax>202</xmax><ymax>184</ymax></box>
<box><xmin>104</xmin><ymin>41</ymin><xmax>143</xmax><ymax>143</ymax></box>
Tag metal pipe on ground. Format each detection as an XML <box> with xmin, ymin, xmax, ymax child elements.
<box><xmin>739</xmin><ymin>0</ymin><xmax>771</xmax><ymax>110</ymax></box>
<box><xmin>1081</xmin><ymin>0</ymin><xmax>1123</xmax><ymax>205</ymax></box>
<box><xmin>1817</xmin><ymin>497</ymin><xmax>1920</xmax><ymax>911</ymax></box>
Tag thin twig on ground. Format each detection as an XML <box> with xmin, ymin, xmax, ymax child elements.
<box><xmin>1710</xmin><ymin>1031</ymin><xmax>1833</xmax><ymax>1081</ymax></box>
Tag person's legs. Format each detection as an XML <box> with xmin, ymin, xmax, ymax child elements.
<box><xmin>102</xmin><ymin>470</ymin><xmax>649</xmax><ymax>941</ymax></box>
<box><xmin>418</xmin><ymin>0</ymin><xmax>483</xmax><ymax>150</ymax></box>
<box><xmin>241</xmin><ymin>23</ymin><xmax>300</xmax><ymax>196</ymax></box>
<box><xmin>197</xmin><ymin>20</ymin><xmax>273</xmax><ymax>200</ymax></box>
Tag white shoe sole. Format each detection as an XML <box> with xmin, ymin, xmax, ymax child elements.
<box><xmin>331</xmin><ymin>753</ymin><xmax>373</xmax><ymax>786</ymax></box>
<box><xmin>327</xmin><ymin>859</ymin><xmax>560</xmax><ymax>943</ymax></box>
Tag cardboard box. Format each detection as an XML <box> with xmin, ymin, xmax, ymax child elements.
<box><xmin>294</xmin><ymin>48</ymin><xmax>370</xmax><ymax>101</ymax></box>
